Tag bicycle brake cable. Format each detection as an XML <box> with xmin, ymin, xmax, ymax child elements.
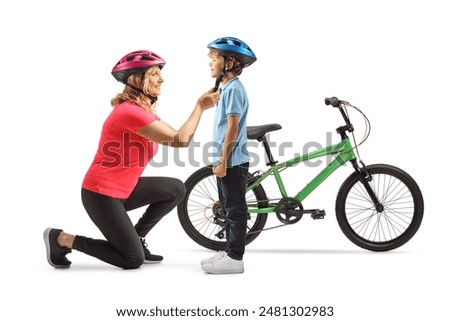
<box><xmin>341</xmin><ymin>102</ymin><xmax>371</xmax><ymax>161</ymax></box>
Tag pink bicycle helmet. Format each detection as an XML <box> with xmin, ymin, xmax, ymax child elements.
<box><xmin>111</xmin><ymin>50</ymin><xmax>166</xmax><ymax>83</ymax></box>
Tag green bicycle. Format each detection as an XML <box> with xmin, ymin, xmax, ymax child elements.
<box><xmin>177</xmin><ymin>97</ymin><xmax>424</xmax><ymax>252</ymax></box>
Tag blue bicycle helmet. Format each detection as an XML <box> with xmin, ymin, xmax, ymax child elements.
<box><xmin>207</xmin><ymin>36</ymin><xmax>257</xmax><ymax>67</ymax></box>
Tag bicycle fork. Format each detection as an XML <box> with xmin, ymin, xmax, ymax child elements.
<box><xmin>350</xmin><ymin>160</ymin><xmax>384</xmax><ymax>213</ymax></box>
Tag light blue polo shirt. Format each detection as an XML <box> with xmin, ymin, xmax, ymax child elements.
<box><xmin>212</xmin><ymin>77</ymin><xmax>250</xmax><ymax>167</ymax></box>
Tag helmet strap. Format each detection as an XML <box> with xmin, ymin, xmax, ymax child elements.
<box><xmin>125</xmin><ymin>81</ymin><xmax>158</xmax><ymax>105</ymax></box>
<box><xmin>213</xmin><ymin>55</ymin><xmax>232</xmax><ymax>92</ymax></box>
<box><xmin>213</xmin><ymin>71</ymin><xmax>226</xmax><ymax>92</ymax></box>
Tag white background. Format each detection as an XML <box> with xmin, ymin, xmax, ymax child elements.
<box><xmin>1</xmin><ymin>0</ymin><xmax>448</xmax><ymax>320</ymax></box>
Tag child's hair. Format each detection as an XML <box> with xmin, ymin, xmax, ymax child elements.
<box><xmin>208</xmin><ymin>49</ymin><xmax>243</xmax><ymax>76</ymax></box>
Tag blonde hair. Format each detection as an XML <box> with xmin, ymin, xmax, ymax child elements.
<box><xmin>110</xmin><ymin>72</ymin><xmax>156</xmax><ymax>113</ymax></box>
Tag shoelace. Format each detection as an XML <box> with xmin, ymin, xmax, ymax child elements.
<box><xmin>211</xmin><ymin>252</ymin><xmax>227</xmax><ymax>263</ymax></box>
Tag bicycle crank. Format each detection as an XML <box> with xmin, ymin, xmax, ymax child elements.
<box><xmin>275</xmin><ymin>197</ymin><xmax>304</xmax><ymax>224</ymax></box>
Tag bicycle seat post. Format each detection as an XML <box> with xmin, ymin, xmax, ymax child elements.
<box><xmin>260</xmin><ymin>135</ymin><xmax>278</xmax><ymax>166</ymax></box>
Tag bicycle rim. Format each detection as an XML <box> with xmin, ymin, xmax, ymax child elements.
<box><xmin>336</xmin><ymin>164</ymin><xmax>424</xmax><ymax>251</ymax></box>
<box><xmin>179</xmin><ymin>166</ymin><xmax>268</xmax><ymax>250</ymax></box>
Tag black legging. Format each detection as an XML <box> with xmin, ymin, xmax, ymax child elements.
<box><xmin>73</xmin><ymin>177</ymin><xmax>185</xmax><ymax>269</ymax></box>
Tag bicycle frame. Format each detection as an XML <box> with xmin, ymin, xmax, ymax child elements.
<box><xmin>246</xmin><ymin>137</ymin><xmax>356</xmax><ymax>214</ymax></box>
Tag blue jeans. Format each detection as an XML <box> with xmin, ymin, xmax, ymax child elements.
<box><xmin>217</xmin><ymin>162</ymin><xmax>249</xmax><ymax>260</ymax></box>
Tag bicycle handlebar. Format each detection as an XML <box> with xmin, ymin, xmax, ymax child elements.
<box><xmin>325</xmin><ymin>96</ymin><xmax>354</xmax><ymax>136</ymax></box>
<box><xmin>324</xmin><ymin>97</ymin><xmax>341</xmax><ymax>108</ymax></box>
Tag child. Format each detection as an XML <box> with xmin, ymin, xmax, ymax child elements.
<box><xmin>201</xmin><ymin>37</ymin><xmax>257</xmax><ymax>274</ymax></box>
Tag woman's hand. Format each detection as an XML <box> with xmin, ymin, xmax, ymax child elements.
<box><xmin>197</xmin><ymin>88</ymin><xmax>220</xmax><ymax>110</ymax></box>
<box><xmin>138</xmin><ymin>88</ymin><xmax>220</xmax><ymax>148</ymax></box>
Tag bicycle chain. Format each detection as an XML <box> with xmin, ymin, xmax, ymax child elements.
<box><xmin>246</xmin><ymin>197</ymin><xmax>291</xmax><ymax>235</ymax></box>
<box><xmin>247</xmin><ymin>222</ymin><xmax>290</xmax><ymax>235</ymax></box>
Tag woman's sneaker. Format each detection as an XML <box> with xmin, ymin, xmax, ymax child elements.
<box><xmin>200</xmin><ymin>251</ymin><xmax>226</xmax><ymax>265</ymax></box>
<box><xmin>141</xmin><ymin>239</ymin><xmax>163</xmax><ymax>264</ymax></box>
<box><xmin>43</xmin><ymin>228</ymin><xmax>72</xmax><ymax>268</ymax></box>
<box><xmin>201</xmin><ymin>253</ymin><xmax>244</xmax><ymax>274</ymax></box>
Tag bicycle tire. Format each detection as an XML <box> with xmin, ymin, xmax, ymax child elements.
<box><xmin>336</xmin><ymin>163</ymin><xmax>424</xmax><ymax>251</ymax></box>
<box><xmin>178</xmin><ymin>166</ymin><xmax>268</xmax><ymax>251</ymax></box>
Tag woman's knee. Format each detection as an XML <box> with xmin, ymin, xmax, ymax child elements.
<box><xmin>121</xmin><ymin>252</ymin><xmax>144</xmax><ymax>269</ymax></box>
<box><xmin>122</xmin><ymin>261</ymin><xmax>143</xmax><ymax>270</ymax></box>
<box><xmin>170</xmin><ymin>178</ymin><xmax>186</xmax><ymax>203</ymax></box>
<box><xmin>118</xmin><ymin>244</ymin><xmax>145</xmax><ymax>269</ymax></box>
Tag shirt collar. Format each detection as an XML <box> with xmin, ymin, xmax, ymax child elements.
<box><xmin>219</xmin><ymin>77</ymin><xmax>239</xmax><ymax>92</ymax></box>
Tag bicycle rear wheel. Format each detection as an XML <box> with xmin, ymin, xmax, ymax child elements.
<box><xmin>178</xmin><ymin>166</ymin><xmax>268</xmax><ymax>251</ymax></box>
<box><xmin>336</xmin><ymin>164</ymin><xmax>424</xmax><ymax>251</ymax></box>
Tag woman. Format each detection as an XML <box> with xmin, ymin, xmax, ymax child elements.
<box><xmin>44</xmin><ymin>50</ymin><xmax>219</xmax><ymax>269</ymax></box>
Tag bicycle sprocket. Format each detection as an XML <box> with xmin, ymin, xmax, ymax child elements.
<box><xmin>275</xmin><ymin>197</ymin><xmax>303</xmax><ymax>224</ymax></box>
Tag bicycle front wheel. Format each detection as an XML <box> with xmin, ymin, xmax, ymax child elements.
<box><xmin>178</xmin><ymin>166</ymin><xmax>268</xmax><ymax>251</ymax></box>
<box><xmin>336</xmin><ymin>164</ymin><xmax>424</xmax><ymax>251</ymax></box>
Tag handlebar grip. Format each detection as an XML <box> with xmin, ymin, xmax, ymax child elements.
<box><xmin>325</xmin><ymin>97</ymin><xmax>340</xmax><ymax>107</ymax></box>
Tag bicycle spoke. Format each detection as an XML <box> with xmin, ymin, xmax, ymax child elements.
<box><xmin>187</xmin><ymin>199</ymin><xmax>211</xmax><ymax>210</ymax></box>
<box><xmin>345</xmin><ymin>172</ymin><xmax>415</xmax><ymax>243</ymax></box>
<box><xmin>186</xmin><ymin>174</ymin><xmax>261</xmax><ymax>242</ymax></box>
<box><xmin>193</xmin><ymin>179</ymin><xmax>215</xmax><ymax>201</ymax></box>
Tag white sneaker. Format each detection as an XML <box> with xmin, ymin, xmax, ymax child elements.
<box><xmin>200</xmin><ymin>251</ymin><xmax>226</xmax><ymax>265</ymax></box>
<box><xmin>201</xmin><ymin>254</ymin><xmax>244</xmax><ymax>274</ymax></box>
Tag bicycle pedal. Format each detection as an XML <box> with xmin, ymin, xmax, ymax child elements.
<box><xmin>311</xmin><ymin>210</ymin><xmax>326</xmax><ymax>220</ymax></box>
